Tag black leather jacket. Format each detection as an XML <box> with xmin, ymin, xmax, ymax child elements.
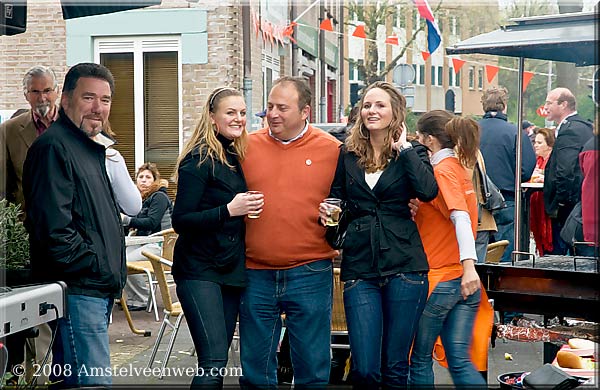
<box><xmin>23</xmin><ymin>110</ymin><xmax>125</xmax><ymax>299</ymax></box>
<box><xmin>329</xmin><ymin>142</ymin><xmax>438</xmax><ymax>281</ymax></box>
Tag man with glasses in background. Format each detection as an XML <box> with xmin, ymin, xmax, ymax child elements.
<box><xmin>0</xmin><ymin>65</ymin><xmax>59</xmax><ymax>385</ymax></box>
<box><xmin>543</xmin><ymin>87</ymin><xmax>593</xmax><ymax>255</ymax></box>
<box><xmin>1</xmin><ymin>65</ymin><xmax>59</xmax><ymax>206</ymax></box>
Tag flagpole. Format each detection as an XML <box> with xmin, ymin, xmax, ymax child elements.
<box><xmin>293</xmin><ymin>0</ymin><xmax>321</xmax><ymax>23</ymax></box>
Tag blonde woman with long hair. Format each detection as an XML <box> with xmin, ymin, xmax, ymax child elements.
<box><xmin>171</xmin><ymin>87</ymin><xmax>263</xmax><ymax>388</ymax></box>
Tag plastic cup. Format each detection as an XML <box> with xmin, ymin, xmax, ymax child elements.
<box><xmin>323</xmin><ymin>198</ymin><xmax>342</xmax><ymax>226</ymax></box>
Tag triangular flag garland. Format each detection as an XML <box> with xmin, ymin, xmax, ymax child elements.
<box><xmin>319</xmin><ymin>18</ymin><xmax>333</xmax><ymax>32</ymax></box>
<box><xmin>385</xmin><ymin>35</ymin><xmax>399</xmax><ymax>45</ymax></box>
<box><xmin>486</xmin><ymin>64</ymin><xmax>499</xmax><ymax>83</ymax></box>
<box><xmin>451</xmin><ymin>58</ymin><xmax>466</xmax><ymax>74</ymax></box>
<box><xmin>522</xmin><ymin>71</ymin><xmax>535</xmax><ymax>92</ymax></box>
<box><xmin>282</xmin><ymin>22</ymin><xmax>297</xmax><ymax>44</ymax></box>
<box><xmin>352</xmin><ymin>24</ymin><xmax>366</xmax><ymax>38</ymax></box>
<box><xmin>262</xmin><ymin>13</ymin><xmax>559</xmax><ymax>84</ymax></box>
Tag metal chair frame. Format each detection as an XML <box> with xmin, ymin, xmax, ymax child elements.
<box><xmin>143</xmin><ymin>250</ymin><xmax>184</xmax><ymax>379</ymax></box>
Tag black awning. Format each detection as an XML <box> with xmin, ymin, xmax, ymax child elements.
<box><xmin>446</xmin><ymin>12</ymin><xmax>598</xmax><ymax>66</ymax></box>
<box><xmin>60</xmin><ymin>0</ymin><xmax>161</xmax><ymax>20</ymax></box>
<box><xmin>1</xmin><ymin>0</ymin><xmax>161</xmax><ymax>36</ymax></box>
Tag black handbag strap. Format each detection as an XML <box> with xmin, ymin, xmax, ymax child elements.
<box><xmin>476</xmin><ymin>161</ymin><xmax>491</xmax><ymax>199</ymax></box>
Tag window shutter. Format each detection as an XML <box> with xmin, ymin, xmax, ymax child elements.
<box><xmin>101</xmin><ymin>53</ymin><xmax>136</xmax><ymax>179</ymax></box>
<box><xmin>143</xmin><ymin>51</ymin><xmax>179</xmax><ymax>199</ymax></box>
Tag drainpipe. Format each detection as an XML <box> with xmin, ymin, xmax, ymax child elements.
<box><xmin>242</xmin><ymin>4</ymin><xmax>252</xmax><ymax>131</ymax></box>
<box><xmin>319</xmin><ymin>2</ymin><xmax>327</xmax><ymax>122</ymax></box>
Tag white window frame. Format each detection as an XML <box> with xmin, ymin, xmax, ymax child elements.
<box><xmin>94</xmin><ymin>35</ymin><xmax>183</xmax><ymax>170</ymax></box>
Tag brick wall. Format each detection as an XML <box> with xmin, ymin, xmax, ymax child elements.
<box><xmin>181</xmin><ymin>3</ymin><xmax>244</xmax><ymax>141</ymax></box>
<box><xmin>0</xmin><ymin>0</ymin><xmax>67</xmax><ymax>110</ymax></box>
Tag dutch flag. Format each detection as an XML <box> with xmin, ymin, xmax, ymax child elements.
<box><xmin>414</xmin><ymin>0</ymin><xmax>442</xmax><ymax>54</ymax></box>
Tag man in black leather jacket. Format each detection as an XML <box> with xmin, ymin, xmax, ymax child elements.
<box><xmin>23</xmin><ymin>63</ymin><xmax>124</xmax><ymax>388</ymax></box>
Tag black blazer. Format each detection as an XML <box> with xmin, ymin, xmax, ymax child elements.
<box><xmin>329</xmin><ymin>142</ymin><xmax>438</xmax><ymax>281</ymax></box>
<box><xmin>171</xmin><ymin>139</ymin><xmax>248</xmax><ymax>287</ymax></box>
<box><xmin>543</xmin><ymin>114</ymin><xmax>593</xmax><ymax>217</ymax></box>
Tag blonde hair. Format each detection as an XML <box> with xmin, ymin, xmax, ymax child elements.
<box><xmin>175</xmin><ymin>87</ymin><xmax>247</xmax><ymax>178</ymax></box>
<box><xmin>345</xmin><ymin>81</ymin><xmax>406</xmax><ymax>173</ymax></box>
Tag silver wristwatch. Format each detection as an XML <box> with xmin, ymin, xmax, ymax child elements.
<box><xmin>399</xmin><ymin>142</ymin><xmax>413</xmax><ymax>152</ymax></box>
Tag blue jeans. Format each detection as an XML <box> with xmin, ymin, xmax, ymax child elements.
<box><xmin>492</xmin><ymin>200</ymin><xmax>515</xmax><ymax>263</ymax></box>
<box><xmin>409</xmin><ymin>278</ymin><xmax>485</xmax><ymax>387</ymax></box>
<box><xmin>176</xmin><ymin>279</ymin><xmax>242</xmax><ymax>388</ymax></box>
<box><xmin>50</xmin><ymin>294</ymin><xmax>113</xmax><ymax>388</ymax></box>
<box><xmin>239</xmin><ymin>260</ymin><xmax>332</xmax><ymax>388</ymax></box>
<box><xmin>344</xmin><ymin>272</ymin><xmax>428</xmax><ymax>388</ymax></box>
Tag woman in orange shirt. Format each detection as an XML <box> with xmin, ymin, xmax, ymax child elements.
<box><xmin>409</xmin><ymin>111</ymin><xmax>492</xmax><ymax>386</ymax></box>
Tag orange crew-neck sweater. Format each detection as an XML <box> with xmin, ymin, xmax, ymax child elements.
<box><xmin>242</xmin><ymin>125</ymin><xmax>340</xmax><ymax>269</ymax></box>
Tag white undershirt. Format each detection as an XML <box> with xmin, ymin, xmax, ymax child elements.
<box><xmin>365</xmin><ymin>170</ymin><xmax>384</xmax><ymax>189</ymax></box>
<box><xmin>450</xmin><ymin>210</ymin><xmax>478</xmax><ymax>262</ymax></box>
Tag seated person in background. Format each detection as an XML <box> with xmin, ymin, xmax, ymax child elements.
<box><xmin>122</xmin><ymin>162</ymin><xmax>173</xmax><ymax>310</ymax></box>
<box><xmin>530</xmin><ymin>128</ymin><xmax>555</xmax><ymax>256</ymax></box>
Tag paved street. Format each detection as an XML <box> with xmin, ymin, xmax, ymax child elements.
<box><xmin>108</xmin><ymin>288</ymin><xmax>550</xmax><ymax>388</ymax></box>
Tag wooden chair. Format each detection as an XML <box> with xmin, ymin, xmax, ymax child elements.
<box><xmin>125</xmin><ymin>228</ymin><xmax>177</xmax><ymax>321</ymax></box>
<box><xmin>143</xmin><ymin>250</ymin><xmax>184</xmax><ymax>379</ymax></box>
<box><xmin>485</xmin><ymin>240</ymin><xmax>510</xmax><ymax>264</ymax></box>
<box><xmin>331</xmin><ymin>268</ymin><xmax>349</xmax><ymax>349</ymax></box>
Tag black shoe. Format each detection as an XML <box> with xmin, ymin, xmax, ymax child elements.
<box><xmin>127</xmin><ymin>305</ymin><xmax>146</xmax><ymax>312</ymax></box>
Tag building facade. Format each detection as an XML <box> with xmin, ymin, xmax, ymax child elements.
<box><xmin>0</xmin><ymin>0</ymin><xmax>343</xmax><ymax>195</ymax></box>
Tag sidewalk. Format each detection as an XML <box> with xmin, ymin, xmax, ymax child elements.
<box><xmin>108</xmin><ymin>298</ymin><xmax>548</xmax><ymax>387</ymax></box>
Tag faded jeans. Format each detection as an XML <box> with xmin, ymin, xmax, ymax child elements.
<box><xmin>409</xmin><ymin>278</ymin><xmax>485</xmax><ymax>388</ymax></box>
<box><xmin>49</xmin><ymin>294</ymin><xmax>113</xmax><ymax>388</ymax></box>
<box><xmin>239</xmin><ymin>260</ymin><xmax>332</xmax><ymax>389</ymax></box>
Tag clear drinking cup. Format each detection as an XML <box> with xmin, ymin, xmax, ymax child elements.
<box><xmin>247</xmin><ymin>191</ymin><xmax>263</xmax><ymax>219</ymax></box>
<box><xmin>323</xmin><ymin>198</ymin><xmax>342</xmax><ymax>227</ymax></box>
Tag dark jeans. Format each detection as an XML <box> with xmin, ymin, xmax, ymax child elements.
<box><xmin>343</xmin><ymin>272</ymin><xmax>428</xmax><ymax>388</ymax></box>
<box><xmin>239</xmin><ymin>260</ymin><xmax>333</xmax><ymax>388</ymax></box>
<box><xmin>176</xmin><ymin>279</ymin><xmax>242</xmax><ymax>388</ymax></box>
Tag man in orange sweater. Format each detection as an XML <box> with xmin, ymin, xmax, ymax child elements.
<box><xmin>239</xmin><ymin>77</ymin><xmax>341</xmax><ymax>387</ymax></box>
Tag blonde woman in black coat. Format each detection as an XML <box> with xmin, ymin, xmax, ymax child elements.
<box><xmin>172</xmin><ymin>87</ymin><xmax>264</xmax><ymax>388</ymax></box>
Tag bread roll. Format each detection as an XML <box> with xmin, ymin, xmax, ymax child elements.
<box><xmin>568</xmin><ymin>338</ymin><xmax>595</xmax><ymax>350</ymax></box>
<box><xmin>556</xmin><ymin>350</ymin><xmax>584</xmax><ymax>369</ymax></box>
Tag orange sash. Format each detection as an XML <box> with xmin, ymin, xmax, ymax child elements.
<box><xmin>428</xmin><ymin>265</ymin><xmax>494</xmax><ymax>371</ymax></box>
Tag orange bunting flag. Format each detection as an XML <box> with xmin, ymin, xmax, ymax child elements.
<box><xmin>485</xmin><ymin>64</ymin><xmax>499</xmax><ymax>83</ymax></box>
<box><xmin>320</xmin><ymin>18</ymin><xmax>333</xmax><ymax>32</ymax></box>
<box><xmin>282</xmin><ymin>22</ymin><xmax>297</xmax><ymax>44</ymax></box>
<box><xmin>522</xmin><ymin>71</ymin><xmax>534</xmax><ymax>92</ymax></box>
<box><xmin>352</xmin><ymin>24</ymin><xmax>366</xmax><ymax>38</ymax></box>
<box><xmin>385</xmin><ymin>35</ymin><xmax>399</xmax><ymax>45</ymax></box>
<box><xmin>451</xmin><ymin>58</ymin><xmax>466</xmax><ymax>74</ymax></box>
<box><xmin>421</xmin><ymin>51</ymin><xmax>431</xmax><ymax>61</ymax></box>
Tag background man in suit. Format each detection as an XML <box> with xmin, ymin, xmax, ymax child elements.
<box><xmin>0</xmin><ymin>65</ymin><xmax>59</xmax><ymax>385</ymax></box>
<box><xmin>543</xmin><ymin>87</ymin><xmax>593</xmax><ymax>255</ymax></box>
<box><xmin>1</xmin><ymin>65</ymin><xmax>59</xmax><ymax>207</ymax></box>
